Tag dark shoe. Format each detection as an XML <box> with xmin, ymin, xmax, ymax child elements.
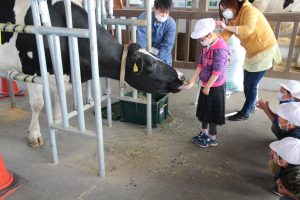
<box><xmin>272</xmin><ymin>186</ymin><xmax>283</xmax><ymax>197</ymax></box>
<box><xmin>192</xmin><ymin>131</ymin><xmax>207</xmax><ymax>144</ymax></box>
<box><xmin>228</xmin><ymin>112</ymin><xmax>249</xmax><ymax>121</ymax></box>
<box><xmin>195</xmin><ymin>134</ymin><xmax>218</xmax><ymax>148</ymax></box>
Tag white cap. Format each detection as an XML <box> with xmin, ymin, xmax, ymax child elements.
<box><xmin>292</xmin><ymin>92</ymin><xmax>300</xmax><ymax>99</ymax></box>
<box><xmin>191</xmin><ymin>18</ymin><xmax>216</xmax><ymax>39</ymax></box>
<box><xmin>279</xmin><ymin>80</ymin><xmax>300</xmax><ymax>94</ymax></box>
<box><xmin>276</xmin><ymin>102</ymin><xmax>300</xmax><ymax>126</ymax></box>
<box><xmin>270</xmin><ymin>137</ymin><xmax>300</xmax><ymax>165</ymax></box>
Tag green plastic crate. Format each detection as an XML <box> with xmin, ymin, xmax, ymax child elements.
<box><xmin>119</xmin><ymin>92</ymin><xmax>169</xmax><ymax>127</ymax></box>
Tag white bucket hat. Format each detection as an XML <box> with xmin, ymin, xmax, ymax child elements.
<box><xmin>292</xmin><ymin>92</ymin><xmax>300</xmax><ymax>99</ymax></box>
<box><xmin>191</xmin><ymin>18</ymin><xmax>216</xmax><ymax>39</ymax></box>
<box><xmin>276</xmin><ymin>102</ymin><xmax>300</xmax><ymax>126</ymax></box>
<box><xmin>279</xmin><ymin>80</ymin><xmax>300</xmax><ymax>94</ymax></box>
<box><xmin>270</xmin><ymin>137</ymin><xmax>300</xmax><ymax>165</ymax></box>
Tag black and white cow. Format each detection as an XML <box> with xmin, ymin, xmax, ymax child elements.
<box><xmin>0</xmin><ymin>0</ymin><xmax>186</xmax><ymax>147</ymax></box>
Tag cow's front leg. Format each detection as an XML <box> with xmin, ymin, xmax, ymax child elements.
<box><xmin>27</xmin><ymin>83</ymin><xmax>44</xmax><ymax>147</ymax></box>
<box><xmin>49</xmin><ymin>75</ymin><xmax>72</xmax><ymax>124</ymax></box>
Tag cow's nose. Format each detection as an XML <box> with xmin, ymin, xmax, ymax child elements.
<box><xmin>176</xmin><ymin>70</ymin><xmax>185</xmax><ymax>81</ymax></box>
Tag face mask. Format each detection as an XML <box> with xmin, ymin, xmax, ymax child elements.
<box><xmin>155</xmin><ymin>12</ymin><xmax>168</xmax><ymax>23</ymax></box>
<box><xmin>222</xmin><ymin>9</ymin><xmax>234</xmax><ymax>20</ymax></box>
<box><xmin>200</xmin><ymin>38</ymin><xmax>211</xmax><ymax>46</ymax></box>
<box><xmin>276</xmin><ymin>92</ymin><xmax>283</xmax><ymax>102</ymax></box>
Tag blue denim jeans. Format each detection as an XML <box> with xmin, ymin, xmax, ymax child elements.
<box><xmin>280</xmin><ymin>196</ymin><xmax>294</xmax><ymax>200</ymax></box>
<box><xmin>241</xmin><ymin>69</ymin><xmax>267</xmax><ymax>115</ymax></box>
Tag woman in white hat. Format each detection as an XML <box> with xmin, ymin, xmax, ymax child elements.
<box><xmin>185</xmin><ymin>18</ymin><xmax>230</xmax><ymax>148</ymax></box>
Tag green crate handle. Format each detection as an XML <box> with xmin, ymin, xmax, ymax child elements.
<box><xmin>160</xmin><ymin>104</ymin><xmax>168</xmax><ymax>109</ymax></box>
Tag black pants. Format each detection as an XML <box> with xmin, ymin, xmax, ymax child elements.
<box><xmin>202</xmin><ymin>122</ymin><xmax>217</xmax><ymax>136</ymax></box>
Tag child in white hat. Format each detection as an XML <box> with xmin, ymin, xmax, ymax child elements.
<box><xmin>269</xmin><ymin>137</ymin><xmax>300</xmax><ymax>199</ymax></box>
<box><xmin>256</xmin><ymin>80</ymin><xmax>300</xmax><ymax>139</ymax></box>
<box><xmin>275</xmin><ymin>102</ymin><xmax>300</xmax><ymax>139</ymax></box>
<box><xmin>184</xmin><ymin>18</ymin><xmax>230</xmax><ymax>147</ymax></box>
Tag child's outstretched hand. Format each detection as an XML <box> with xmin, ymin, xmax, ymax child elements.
<box><xmin>256</xmin><ymin>99</ymin><xmax>269</xmax><ymax>111</ymax></box>
<box><xmin>179</xmin><ymin>81</ymin><xmax>194</xmax><ymax>90</ymax></box>
<box><xmin>202</xmin><ymin>86</ymin><xmax>210</xmax><ymax>95</ymax></box>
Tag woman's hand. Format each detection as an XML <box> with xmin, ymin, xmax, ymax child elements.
<box><xmin>215</xmin><ymin>19</ymin><xmax>226</xmax><ymax>29</ymax></box>
<box><xmin>202</xmin><ymin>86</ymin><xmax>210</xmax><ymax>95</ymax></box>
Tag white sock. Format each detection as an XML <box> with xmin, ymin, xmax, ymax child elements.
<box><xmin>208</xmin><ymin>134</ymin><xmax>216</xmax><ymax>141</ymax></box>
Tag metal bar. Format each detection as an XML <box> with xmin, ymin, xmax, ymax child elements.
<box><xmin>55</xmin><ymin>102</ymin><xmax>94</xmax><ymax>124</ymax></box>
<box><xmin>64</xmin><ymin>0</ymin><xmax>78</xmax><ymax>112</ymax></box>
<box><xmin>106</xmin><ymin>78</ymin><xmax>112</xmax><ymax>127</ymax></box>
<box><xmin>8</xmin><ymin>70</ymin><xmax>43</xmax><ymax>84</ymax></box>
<box><xmin>130</xmin><ymin>18</ymin><xmax>137</xmax><ymax>43</ymax></box>
<box><xmin>31</xmin><ymin>0</ymin><xmax>58</xmax><ymax>164</ymax></box>
<box><xmin>146</xmin><ymin>0</ymin><xmax>152</xmax><ymax>134</ymax></box>
<box><xmin>64</xmin><ymin>0</ymin><xmax>86</xmax><ymax>132</ymax></box>
<box><xmin>104</xmin><ymin>18</ymin><xmax>147</xmax><ymax>26</ymax></box>
<box><xmin>52</xmin><ymin>36</ymin><xmax>70</xmax><ymax>128</ymax></box>
<box><xmin>87</xmin><ymin>0</ymin><xmax>105</xmax><ymax>177</ymax></box>
<box><xmin>49</xmin><ymin>124</ymin><xmax>97</xmax><ymax>137</ymax></box>
<box><xmin>285</xmin><ymin>22</ymin><xmax>298</xmax><ymax>72</ymax></box>
<box><xmin>0</xmin><ymin>23</ymin><xmax>89</xmax><ymax>38</ymax></box>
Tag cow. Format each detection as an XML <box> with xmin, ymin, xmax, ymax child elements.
<box><xmin>0</xmin><ymin>0</ymin><xmax>187</xmax><ymax>147</ymax></box>
<box><xmin>249</xmin><ymin>0</ymin><xmax>300</xmax><ymax>68</ymax></box>
<box><xmin>249</xmin><ymin>0</ymin><xmax>296</xmax><ymax>9</ymax></box>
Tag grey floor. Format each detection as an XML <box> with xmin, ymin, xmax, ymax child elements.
<box><xmin>0</xmin><ymin>69</ymin><xmax>281</xmax><ymax>200</ymax></box>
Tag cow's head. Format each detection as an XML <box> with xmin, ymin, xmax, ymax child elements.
<box><xmin>125</xmin><ymin>43</ymin><xmax>185</xmax><ymax>94</ymax></box>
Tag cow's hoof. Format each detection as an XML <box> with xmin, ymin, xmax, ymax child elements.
<box><xmin>28</xmin><ymin>136</ymin><xmax>45</xmax><ymax>148</ymax></box>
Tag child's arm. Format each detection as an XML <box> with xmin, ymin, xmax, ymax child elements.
<box><xmin>256</xmin><ymin>99</ymin><xmax>276</xmax><ymax>122</ymax></box>
<box><xmin>184</xmin><ymin>66</ymin><xmax>202</xmax><ymax>90</ymax></box>
<box><xmin>203</xmin><ymin>75</ymin><xmax>219</xmax><ymax>95</ymax></box>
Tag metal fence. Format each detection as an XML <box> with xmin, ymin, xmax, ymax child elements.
<box><xmin>114</xmin><ymin>9</ymin><xmax>300</xmax><ymax>80</ymax></box>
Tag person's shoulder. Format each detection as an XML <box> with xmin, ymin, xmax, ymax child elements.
<box><xmin>138</xmin><ymin>12</ymin><xmax>146</xmax><ymax>19</ymax></box>
<box><xmin>211</xmin><ymin>38</ymin><xmax>229</xmax><ymax>51</ymax></box>
<box><xmin>168</xmin><ymin>16</ymin><xmax>176</xmax><ymax>25</ymax></box>
<box><xmin>164</xmin><ymin>16</ymin><xmax>176</xmax><ymax>28</ymax></box>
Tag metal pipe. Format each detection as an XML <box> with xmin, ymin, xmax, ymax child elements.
<box><xmin>87</xmin><ymin>0</ymin><xmax>105</xmax><ymax>177</ymax></box>
<box><xmin>31</xmin><ymin>0</ymin><xmax>58</xmax><ymax>164</ymax></box>
<box><xmin>146</xmin><ymin>0</ymin><xmax>152</xmax><ymax>134</ymax></box>
<box><xmin>64</xmin><ymin>0</ymin><xmax>78</xmax><ymax>111</ymax></box>
<box><xmin>104</xmin><ymin>18</ymin><xmax>147</xmax><ymax>26</ymax></box>
<box><xmin>64</xmin><ymin>0</ymin><xmax>86</xmax><ymax>132</ymax></box>
<box><xmin>0</xmin><ymin>23</ymin><xmax>89</xmax><ymax>38</ymax></box>
<box><xmin>106</xmin><ymin>78</ymin><xmax>112</xmax><ymax>127</ymax></box>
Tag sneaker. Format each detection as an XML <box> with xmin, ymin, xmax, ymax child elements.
<box><xmin>272</xmin><ymin>186</ymin><xmax>283</xmax><ymax>197</ymax></box>
<box><xmin>196</xmin><ymin>134</ymin><xmax>218</xmax><ymax>148</ymax></box>
<box><xmin>192</xmin><ymin>132</ymin><xmax>207</xmax><ymax>144</ymax></box>
<box><xmin>228</xmin><ymin>112</ymin><xmax>249</xmax><ymax>121</ymax></box>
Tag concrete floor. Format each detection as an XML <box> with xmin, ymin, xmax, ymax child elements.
<box><xmin>0</xmin><ymin>69</ymin><xmax>281</xmax><ymax>200</ymax></box>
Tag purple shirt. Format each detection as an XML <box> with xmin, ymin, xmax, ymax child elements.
<box><xmin>197</xmin><ymin>38</ymin><xmax>230</xmax><ymax>87</ymax></box>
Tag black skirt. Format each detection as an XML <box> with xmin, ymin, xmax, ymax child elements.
<box><xmin>196</xmin><ymin>84</ymin><xmax>225</xmax><ymax>125</ymax></box>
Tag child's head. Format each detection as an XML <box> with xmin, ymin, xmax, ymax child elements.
<box><xmin>191</xmin><ymin>18</ymin><xmax>216</xmax><ymax>47</ymax></box>
<box><xmin>276</xmin><ymin>102</ymin><xmax>300</xmax><ymax>131</ymax></box>
<box><xmin>269</xmin><ymin>137</ymin><xmax>300</xmax><ymax>167</ymax></box>
<box><xmin>277</xmin><ymin>80</ymin><xmax>300</xmax><ymax>101</ymax></box>
<box><xmin>280</xmin><ymin>166</ymin><xmax>300</xmax><ymax>200</ymax></box>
